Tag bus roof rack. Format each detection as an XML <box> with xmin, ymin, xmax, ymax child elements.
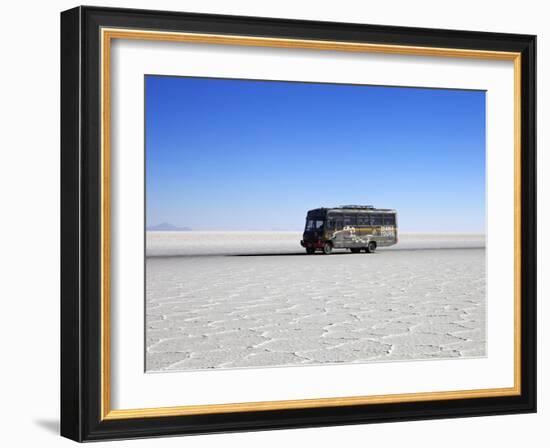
<box><xmin>338</xmin><ymin>205</ymin><xmax>374</xmax><ymax>209</ymax></box>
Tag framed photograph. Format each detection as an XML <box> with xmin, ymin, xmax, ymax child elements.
<box><xmin>60</xmin><ymin>6</ymin><xmax>536</xmax><ymax>441</ymax></box>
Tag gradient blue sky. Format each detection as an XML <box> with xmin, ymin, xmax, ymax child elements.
<box><xmin>146</xmin><ymin>76</ymin><xmax>485</xmax><ymax>232</ymax></box>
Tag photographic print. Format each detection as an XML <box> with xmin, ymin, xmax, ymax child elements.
<box><xmin>145</xmin><ymin>76</ymin><xmax>487</xmax><ymax>372</ymax></box>
<box><xmin>61</xmin><ymin>7</ymin><xmax>536</xmax><ymax>440</ymax></box>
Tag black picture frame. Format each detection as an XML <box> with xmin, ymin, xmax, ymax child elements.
<box><xmin>61</xmin><ymin>5</ymin><xmax>536</xmax><ymax>442</ymax></box>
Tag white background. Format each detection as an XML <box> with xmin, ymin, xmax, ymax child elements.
<box><xmin>0</xmin><ymin>0</ymin><xmax>547</xmax><ymax>447</ymax></box>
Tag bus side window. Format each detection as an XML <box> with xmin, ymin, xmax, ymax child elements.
<box><xmin>383</xmin><ymin>215</ymin><xmax>395</xmax><ymax>225</ymax></box>
<box><xmin>335</xmin><ymin>220</ymin><xmax>343</xmax><ymax>230</ymax></box>
<box><xmin>371</xmin><ymin>215</ymin><xmax>382</xmax><ymax>226</ymax></box>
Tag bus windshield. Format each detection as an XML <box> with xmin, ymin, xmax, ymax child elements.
<box><xmin>305</xmin><ymin>219</ymin><xmax>325</xmax><ymax>231</ymax></box>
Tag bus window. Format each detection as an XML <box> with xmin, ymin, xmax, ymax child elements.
<box><xmin>383</xmin><ymin>215</ymin><xmax>395</xmax><ymax>225</ymax></box>
<box><xmin>344</xmin><ymin>215</ymin><xmax>356</xmax><ymax>227</ymax></box>
<box><xmin>371</xmin><ymin>215</ymin><xmax>382</xmax><ymax>226</ymax></box>
<box><xmin>306</xmin><ymin>219</ymin><xmax>325</xmax><ymax>231</ymax></box>
<box><xmin>357</xmin><ymin>215</ymin><xmax>371</xmax><ymax>226</ymax></box>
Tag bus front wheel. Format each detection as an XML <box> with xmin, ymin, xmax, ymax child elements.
<box><xmin>365</xmin><ymin>241</ymin><xmax>377</xmax><ymax>253</ymax></box>
<box><xmin>323</xmin><ymin>242</ymin><xmax>333</xmax><ymax>255</ymax></box>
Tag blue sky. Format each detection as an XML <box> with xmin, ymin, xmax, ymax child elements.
<box><xmin>146</xmin><ymin>75</ymin><xmax>485</xmax><ymax>232</ymax></box>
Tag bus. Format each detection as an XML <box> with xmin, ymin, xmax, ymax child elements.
<box><xmin>300</xmin><ymin>205</ymin><xmax>398</xmax><ymax>255</ymax></box>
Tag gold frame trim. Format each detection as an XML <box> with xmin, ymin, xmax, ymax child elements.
<box><xmin>100</xmin><ymin>28</ymin><xmax>522</xmax><ymax>421</ymax></box>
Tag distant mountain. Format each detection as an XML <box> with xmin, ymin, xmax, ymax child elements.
<box><xmin>146</xmin><ymin>222</ymin><xmax>192</xmax><ymax>231</ymax></box>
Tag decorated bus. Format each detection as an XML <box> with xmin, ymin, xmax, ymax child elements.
<box><xmin>300</xmin><ymin>205</ymin><xmax>398</xmax><ymax>254</ymax></box>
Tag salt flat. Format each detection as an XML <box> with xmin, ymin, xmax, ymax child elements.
<box><xmin>146</xmin><ymin>232</ymin><xmax>486</xmax><ymax>372</ymax></box>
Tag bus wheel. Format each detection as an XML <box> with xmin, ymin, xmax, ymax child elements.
<box><xmin>350</xmin><ymin>248</ymin><xmax>360</xmax><ymax>253</ymax></box>
<box><xmin>306</xmin><ymin>248</ymin><xmax>315</xmax><ymax>254</ymax></box>
<box><xmin>322</xmin><ymin>242</ymin><xmax>333</xmax><ymax>255</ymax></box>
<box><xmin>365</xmin><ymin>241</ymin><xmax>377</xmax><ymax>253</ymax></box>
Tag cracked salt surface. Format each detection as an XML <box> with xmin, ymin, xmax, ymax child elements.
<box><xmin>145</xmin><ymin>232</ymin><xmax>486</xmax><ymax>372</ymax></box>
